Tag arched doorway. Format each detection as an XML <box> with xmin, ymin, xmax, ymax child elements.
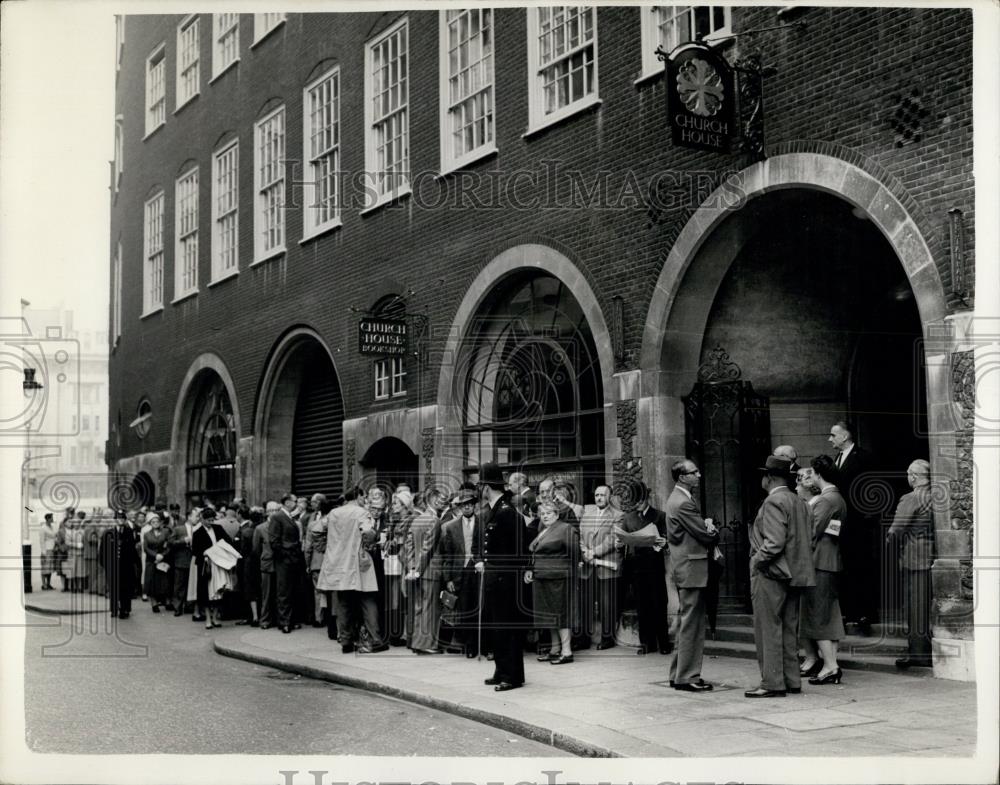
<box><xmin>255</xmin><ymin>329</ymin><xmax>345</xmax><ymax>502</ymax></box>
<box><xmin>185</xmin><ymin>373</ymin><xmax>238</xmax><ymax>508</ymax></box>
<box><xmin>359</xmin><ymin>436</ymin><xmax>418</xmax><ymax>494</ymax></box>
<box><xmin>456</xmin><ymin>271</ymin><xmax>605</xmax><ymax>500</ymax></box>
<box><xmin>130</xmin><ymin>471</ymin><xmax>155</xmax><ymax>509</ymax></box>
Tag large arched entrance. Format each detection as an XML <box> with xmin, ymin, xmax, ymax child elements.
<box><xmin>254</xmin><ymin>328</ymin><xmax>345</xmax><ymax>501</ymax></box>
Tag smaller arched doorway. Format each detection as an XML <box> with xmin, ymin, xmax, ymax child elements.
<box><xmin>185</xmin><ymin>374</ymin><xmax>238</xmax><ymax>508</ymax></box>
<box><xmin>130</xmin><ymin>471</ymin><xmax>155</xmax><ymax>509</ymax></box>
<box><xmin>360</xmin><ymin>437</ymin><xmax>418</xmax><ymax>493</ymax></box>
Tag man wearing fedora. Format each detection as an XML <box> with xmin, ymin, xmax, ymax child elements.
<box><xmin>441</xmin><ymin>485</ymin><xmax>482</xmax><ymax>657</ymax></box>
<box><xmin>476</xmin><ymin>462</ymin><xmax>528</xmax><ymax>691</ymax></box>
<box><xmin>746</xmin><ymin>456</ymin><xmax>816</xmax><ymax>698</ymax></box>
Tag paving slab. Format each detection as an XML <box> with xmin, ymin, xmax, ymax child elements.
<box><xmin>752</xmin><ymin>707</ymin><xmax>881</xmax><ymax>731</ymax></box>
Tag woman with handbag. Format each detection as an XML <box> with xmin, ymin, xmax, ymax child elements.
<box><xmin>385</xmin><ymin>490</ymin><xmax>415</xmax><ymax>645</ymax></box>
<box><xmin>524</xmin><ymin>500</ymin><xmax>581</xmax><ymax>665</ymax></box>
<box><xmin>191</xmin><ymin>508</ymin><xmax>234</xmax><ymax>629</ymax></box>
<box><xmin>142</xmin><ymin>513</ymin><xmax>172</xmax><ymax>613</ymax></box>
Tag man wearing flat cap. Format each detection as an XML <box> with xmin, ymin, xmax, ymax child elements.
<box><xmin>476</xmin><ymin>463</ymin><xmax>527</xmax><ymax>691</ymax></box>
<box><xmin>440</xmin><ymin>485</ymin><xmax>483</xmax><ymax>657</ymax></box>
<box><xmin>745</xmin><ymin>456</ymin><xmax>816</xmax><ymax>698</ymax></box>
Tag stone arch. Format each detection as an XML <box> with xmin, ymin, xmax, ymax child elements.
<box><xmin>169</xmin><ymin>352</ymin><xmax>242</xmax><ymax>503</ymax></box>
<box><xmin>434</xmin><ymin>243</ymin><xmax>618</xmax><ymax>485</ymax></box>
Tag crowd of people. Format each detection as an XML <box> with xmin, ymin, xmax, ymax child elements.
<box><xmin>35</xmin><ymin>420</ymin><xmax>936</xmax><ymax>695</ymax></box>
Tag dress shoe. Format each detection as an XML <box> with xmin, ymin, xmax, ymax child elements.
<box><xmin>674</xmin><ymin>682</ymin><xmax>712</xmax><ymax>692</ymax></box>
<box><xmin>799</xmin><ymin>660</ymin><xmax>822</xmax><ymax>677</ymax></box>
<box><xmin>550</xmin><ymin>654</ymin><xmax>574</xmax><ymax>665</ymax></box>
<box><xmin>236</xmin><ymin>619</ymin><xmax>249</xmax><ymax>626</ymax></box>
<box><xmin>260</xmin><ymin>623</ymin><xmax>273</xmax><ymax>630</ymax></box>
<box><xmin>250</xmin><ymin>619</ymin><xmax>260</xmax><ymax>628</ymax></box>
<box><xmin>119</xmin><ymin>612</ymin><xmax>129</xmax><ymax>619</ymax></box>
<box><xmin>895</xmin><ymin>657</ymin><xmax>932</xmax><ymax>669</ymax></box>
<box><xmin>341</xmin><ymin>643</ymin><xmax>356</xmax><ymax>654</ymax></box>
<box><xmin>362</xmin><ymin>643</ymin><xmax>389</xmax><ymax>653</ymax></box>
<box><xmin>486</xmin><ymin>653</ymin><xmax>494</xmax><ymax>661</ymax></box>
<box><xmin>173</xmin><ymin>609</ymin><xmax>183</xmax><ymax>617</ymax></box>
<box><xmin>311</xmin><ymin>620</ymin><xmax>324</xmax><ymax>628</ymax></box>
<box><xmin>744</xmin><ymin>687</ymin><xmax>786</xmax><ymax>698</ymax></box>
<box><xmin>571</xmin><ymin>640</ymin><xmax>591</xmax><ymax>651</ymax></box>
<box><xmin>659</xmin><ymin>646</ymin><xmax>672</xmax><ymax>655</ymax></box>
<box><xmin>281</xmin><ymin>625</ymin><xmax>293</xmax><ymax>634</ymax></box>
<box><xmin>484</xmin><ymin>677</ymin><xmax>502</xmax><ymax>685</ymax></box>
<box><xmin>465</xmin><ymin>650</ymin><xmax>478</xmax><ymax>659</ymax></box>
<box><xmin>414</xmin><ymin>648</ymin><xmax>439</xmax><ymax>655</ymax></box>
<box><xmin>856</xmin><ymin>617</ymin><xmax>873</xmax><ymax>636</ymax></box>
<box><xmin>537</xmin><ymin>653</ymin><xmax>556</xmax><ymax>662</ymax></box>
<box><xmin>809</xmin><ymin>668</ymin><xmax>843</xmax><ymax>685</ymax></box>
<box><xmin>212</xmin><ymin>621</ymin><xmax>222</xmax><ymax>628</ymax></box>
<box><xmin>787</xmin><ymin>687</ymin><xmax>802</xmax><ymax>694</ymax></box>
<box><xmin>151</xmin><ymin>605</ymin><xmax>160</xmax><ymax>613</ymax></box>
<box><xmin>494</xmin><ymin>682</ymin><xmax>521</xmax><ymax>692</ymax></box>
<box><xmin>635</xmin><ymin>646</ymin><xmax>648</xmax><ymax>656</ymax></box>
<box><xmin>192</xmin><ymin>614</ymin><xmax>206</xmax><ymax>622</ymax></box>
<box><xmin>389</xmin><ymin>636</ymin><xmax>407</xmax><ymax>647</ymax></box>
<box><xmin>596</xmin><ymin>640</ymin><xmax>616</xmax><ymax>650</ymax></box>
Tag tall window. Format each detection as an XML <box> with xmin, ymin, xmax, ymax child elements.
<box><xmin>213</xmin><ymin>13</ymin><xmax>240</xmax><ymax>78</ymax></box>
<box><xmin>115</xmin><ymin>15</ymin><xmax>124</xmax><ymax>73</ymax></box>
<box><xmin>527</xmin><ymin>7</ymin><xmax>598</xmax><ymax>131</ymax></box>
<box><xmin>177</xmin><ymin>15</ymin><xmax>200</xmax><ymax>108</ymax></box>
<box><xmin>253</xmin><ymin>12</ymin><xmax>286</xmax><ymax>43</ymax></box>
<box><xmin>375</xmin><ymin>357</ymin><xmax>406</xmax><ymax>400</ymax></box>
<box><xmin>254</xmin><ymin>107</ymin><xmax>285</xmax><ymax>261</ymax></box>
<box><xmin>143</xmin><ymin>192</ymin><xmax>164</xmax><ymax>314</ymax></box>
<box><xmin>365</xmin><ymin>19</ymin><xmax>409</xmax><ymax>207</ymax></box>
<box><xmin>440</xmin><ymin>9</ymin><xmax>495</xmax><ymax>172</ymax></box>
<box><xmin>303</xmin><ymin>67</ymin><xmax>341</xmax><ymax>238</ymax></box>
<box><xmin>175</xmin><ymin>167</ymin><xmax>199</xmax><ymax>299</ymax></box>
<box><xmin>211</xmin><ymin>141</ymin><xmax>239</xmax><ymax>281</ymax></box>
<box><xmin>112</xmin><ymin>242</ymin><xmax>122</xmax><ymax>344</ymax></box>
<box><xmin>639</xmin><ymin>6</ymin><xmax>731</xmax><ymax>79</ymax></box>
<box><xmin>145</xmin><ymin>45</ymin><xmax>166</xmax><ymax>136</ymax></box>
<box><xmin>113</xmin><ymin>116</ymin><xmax>123</xmax><ymax>192</ymax></box>
<box><xmin>186</xmin><ymin>376</ymin><xmax>237</xmax><ymax>505</ymax></box>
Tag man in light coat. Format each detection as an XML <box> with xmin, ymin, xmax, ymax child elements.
<box><xmin>578</xmin><ymin>484</ymin><xmax>623</xmax><ymax>649</ymax></box>
<box><xmin>404</xmin><ymin>487</ymin><xmax>451</xmax><ymax>653</ymax></box>
<box><xmin>665</xmin><ymin>460</ymin><xmax>719</xmax><ymax>692</ymax></box>
<box><xmin>316</xmin><ymin>487</ymin><xmax>386</xmax><ymax>653</ymax></box>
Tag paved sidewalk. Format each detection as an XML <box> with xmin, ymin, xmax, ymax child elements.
<box><xmin>214</xmin><ymin>627</ymin><xmax>978</xmax><ymax>758</ymax></box>
<box><xmin>23</xmin><ymin>590</ymin><xmax>108</xmax><ymax>615</ymax></box>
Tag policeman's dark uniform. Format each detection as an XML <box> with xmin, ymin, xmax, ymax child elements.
<box><xmin>481</xmin><ymin>486</ymin><xmax>528</xmax><ymax>689</ymax></box>
<box><xmin>100</xmin><ymin>519</ymin><xmax>138</xmax><ymax>618</ymax></box>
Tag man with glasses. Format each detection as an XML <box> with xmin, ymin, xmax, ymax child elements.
<box><xmin>665</xmin><ymin>460</ymin><xmax>719</xmax><ymax>691</ymax></box>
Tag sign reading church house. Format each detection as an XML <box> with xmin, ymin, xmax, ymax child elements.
<box><xmin>667</xmin><ymin>42</ymin><xmax>736</xmax><ymax>153</ymax></box>
<box><xmin>359</xmin><ymin>318</ymin><xmax>408</xmax><ymax>356</ymax></box>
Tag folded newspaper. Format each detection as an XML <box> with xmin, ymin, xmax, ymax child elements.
<box><xmin>204</xmin><ymin>539</ymin><xmax>242</xmax><ymax>570</ymax></box>
<box><xmin>613</xmin><ymin>522</ymin><xmax>662</xmax><ymax>547</ymax></box>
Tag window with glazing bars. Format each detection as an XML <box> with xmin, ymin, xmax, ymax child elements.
<box><xmin>176</xmin><ymin>168</ymin><xmax>199</xmax><ymax>296</ymax></box>
<box><xmin>255</xmin><ymin>108</ymin><xmax>285</xmax><ymax>258</ymax></box>
<box><xmin>177</xmin><ymin>16</ymin><xmax>200</xmax><ymax>106</ymax></box>
<box><xmin>213</xmin><ymin>142</ymin><xmax>239</xmax><ymax>278</ymax></box>
<box><xmin>391</xmin><ymin>356</ymin><xmax>407</xmax><ymax>396</ymax></box>
<box><xmin>304</xmin><ymin>69</ymin><xmax>340</xmax><ymax>234</ymax></box>
<box><xmin>374</xmin><ymin>359</ymin><xmax>390</xmax><ymax>400</ymax></box>
<box><xmin>143</xmin><ymin>193</ymin><xmax>164</xmax><ymax>313</ymax></box>
<box><xmin>368</xmin><ymin>21</ymin><xmax>409</xmax><ymax>199</ymax></box>
<box><xmin>536</xmin><ymin>6</ymin><xmax>596</xmax><ymax>118</ymax></box>
<box><xmin>146</xmin><ymin>47</ymin><xmax>166</xmax><ymax>134</ymax></box>
<box><xmin>654</xmin><ymin>5</ymin><xmax>730</xmax><ymax>51</ymax></box>
<box><xmin>254</xmin><ymin>12</ymin><xmax>286</xmax><ymax>41</ymax></box>
<box><xmin>112</xmin><ymin>243</ymin><xmax>122</xmax><ymax>342</ymax></box>
<box><xmin>214</xmin><ymin>13</ymin><xmax>239</xmax><ymax>76</ymax></box>
<box><xmin>444</xmin><ymin>9</ymin><xmax>494</xmax><ymax>166</ymax></box>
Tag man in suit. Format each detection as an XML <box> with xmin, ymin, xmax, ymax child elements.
<box><xmin>828</xmin><ymin>420</ymin><xmax>878</xmax><ymax>633</ymax></box>
<box><xmin>253</xmin><ymin>506</ymin><xmax>276</xmax><ymax>628</ymax></box>
<box><xmin>620</xmin><ymin>481</ymin><xmax>671</xmax><ymax>655</ymax></box>
<box><xmin>441</xmin><ymin>487</ymin><xmax>482</xmax><ymax>657</ymax></box>
<box><xmin>579</xmin><ymin>484</ymin><xmax>623</xmax><ymax>649</ymax></box>
<box><xmin>887</xmin><ymin>459</ymin><xmax>936</xmax><ymax>668</ymax></box>
<box><xmin>100</xmin><ymin>509</ymin><xmax>138</xmax><ymax>619</ymax></box>
<box><xmin>268</xmin><ymin>493</ymin><xmax>304</xmax><ymax>634</ymax></box>
<box><xmin>745</xmin><ymin>456</ymin><xmax>817</xmax><ymax>698</ymax></box>
<box><xmin>167</xmin><ymin>509</ymin><xmax>195</xmax><ymax>617</ymax></box>
<box><xmin>404</xmin><ymin>486</ymin><xmax>451</xmax><ymax>653</ymax></box>
<box><xmin>665</xmin><ymin>460</ymin><xmax>719</xmax><ymax>692</ymax></box>
<box><xmin>477</xmin><ymin>463</ymin><xmax>528</xmax><ymax>691</ymax></box>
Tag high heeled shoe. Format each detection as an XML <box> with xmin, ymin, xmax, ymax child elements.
<box><xmin>808</xmin><ymin>667</ymin><xmax>843</xmax><ymax>685</ymax></box>
<box><xmin>799</xmin><ymin>660</ymin><xmax>822</xmax><ymax>677</ymax></box>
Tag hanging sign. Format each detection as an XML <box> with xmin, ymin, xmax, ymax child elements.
<box><xmin>359</xmin><ymin>318</ymin><xmax>408</xmax><ymax>355</ymax></box>
<box><xmin>666</xmin><ymin>42</ymin><xmax>736</xmax><ymax>153</ymax></box>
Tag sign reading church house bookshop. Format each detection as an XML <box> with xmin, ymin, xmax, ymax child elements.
<box><xmin>359</xmin><ymin>318</ymin><xmax>408</xmax><ymax>356</ymax></box>
<box><xmin>667</xmin><ymin>42</ymin><xmax>736</xmax><ymax>153</ymax></box>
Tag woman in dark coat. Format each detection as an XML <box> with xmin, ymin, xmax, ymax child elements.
<box><xmin>191</xmin><ymin>508</ymin><xmax>234</xmax><ymax>629</ymax></box>
<box><xmin>142</xmin><ymin>513</ymin><xmax>172</xmax><ymax>612</ymax></box>
<box><xmin>525</xmin><ymin>500</ymin><xmax>580</xmax><ymax>665</ymax></box>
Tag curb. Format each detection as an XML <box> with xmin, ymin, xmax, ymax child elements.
<box><xmin>214</xmin><ymin>637</ymin><xmax>626</xmax><ymax>758</ymax></box>
<box><xmin>25</xmin><ymin>602</ymin><xmax>105</xmax><ymax>616</ymax></box>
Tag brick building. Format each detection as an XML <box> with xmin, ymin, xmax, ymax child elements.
<box><xmin>108</xmin><ymin>6</ymin><xmax>977</xmax><ymax>678</ymax></box>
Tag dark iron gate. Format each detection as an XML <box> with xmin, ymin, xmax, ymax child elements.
<box><xmin>683</xmin><ymin>346</ymin><xmax>771</xmax><ymax>617</ymax></box>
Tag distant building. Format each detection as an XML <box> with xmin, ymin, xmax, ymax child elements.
<box><xmin>108</xmin><ymin>7</ymin><xmax>978</xmax><ymax>679</ymax></box>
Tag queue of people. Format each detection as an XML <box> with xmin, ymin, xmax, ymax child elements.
<box><xmin>37</xmin><ymin>421</ymin><xmax>936</xmax><ymax>695</ymax></box>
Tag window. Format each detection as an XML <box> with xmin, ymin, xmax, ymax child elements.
<box><xmin>440</xmin><ymin>9</ymin><xmax>495</xmax><ymax>172</ymax></box>
<box><xmin>176</xmin><ymin>15</ymin><xmax>200</xmax><ymax>108</ymax></box>
<box><xmin>639</xmin><ymin>6</ymin><xmax>731</xmax><ymax>79</ymax></box>
<box><xmin>213</xmin><ymin>13</ymin><xmax>240</xmax><ymax>78</ymax></box>
<box><xmin>115</xmin><ymin>15</ymin><xmax>124</xmax><ymax>73</ymax></box>
<box><xmin>82</xmin><ymin>415</ymin><xmax>90</xmax><ymax>431</ymax></box>
<box><xmin>253</xmin><ymin>13</ymin><xmax>286</xmax><ymax>43</ymax></box>
<box><xmin>175</xmin><ymin>167</ymin><xmax>199</xmax><ymax>299</ymax></box>
<box><xmin>375</xmin><ymin>357</ymin><xmax>406</xmax><ymax>400</ymax></box>
<box><xmin>254</xmin><ymin>107</ymin><xmax>286</xmax><ymax>261</ymax></box>
<box><xmin>71</xmin><ymin>415</ymin><xmax>77</xmax><ymax>432</ymax></box>
<box><xmin>303</xmin><ymin>67</ymin><xmax>341</xmax><ymax>238</ymax></box>
<box><xmin>112</xmin><ymin>242</ymin><xmax>122</xmax><ymax>343</ymax></box>
<box><xmin>143</xmin><ymin>192</ymin><xmax>165</xmax><ymax>314</ymax></box>
<box><xmin>95</xmin><ymin>416</ymin><xmax>101</xmax><ymax>432</ymax></box>
<box><xmin>211</xmin><ymin>141</ymin><xmax>239</xmax><ymax>280</ymax></box>
<box><xmin>527</xmin><ymin>7</ymin><xmax>598</xmax><ymax>132</ymax></box>
<box><xmin>145</xmin><ymin>45</ymin><xmax>166</xmax><ymax>136</ymax></box>
<box><xmin>364</xmin><ymin>19</ymin><xmax>409</xmax><ymax>208</ymax></box>
<box><xmin>113</xmin><ymin>116</ymin><xmax>124</xmax><ymax>191</ymax></box>
<box><xmin>71</xmin><ymin>446</ymin><xmax>78</xmax><ymax>465</ymax></box>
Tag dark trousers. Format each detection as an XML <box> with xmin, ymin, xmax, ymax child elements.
<box><xmin>632</xmin><ymin>567</ymin><xmax>670</xmax><ymax>651</ymax></box>
<box><xmin>491</xmin><ymin>630</ymin><xmax>525</xmax><ymax>686</ymax></box>
<box><xmin>108</xmin><ymin>570</ymin><xmax>132</xmax><ymax>617</ymax></box>
<box><xmin>750</xmin><ymin>573</ymin><xmax>802</xmax><ymax>691</ymax></box>
<box><xmin>260</xmin><ymin>572</ymin><xmax>276</xmax><ymax>626</ymax></box>
<box><xmin>172</xmin><ymin>566</ymin><xmax>190</xmax><ymax>610</ymax></box>
<box><xmin>581</xmin><ymin>576</ymin><xmax>619</xmax><ymax>643</ymax></box>
<box><xmin>274</xmin><ymin>557</ymin><xmax>302</xmax><ymax>628</ymax></box>
<box><xmin>903</xmin><ymin>568</ymin><xmax>932</xmax><ymax>661</ymax></box>
<box><xmin>335</xmin><ymin>590</ymin><xmax>382</xmax><ymax>647</ymax></box>
<box><xmin>841</xmin><ymin>518</ymin><xmax>880</xmax><ymax>622</ymax></box>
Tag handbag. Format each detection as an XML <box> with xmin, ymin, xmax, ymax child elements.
<box><xmin>439</xmin><ymin>588</ymin><xmax>458</xmax><ymax>610</ymax></box>
<box><xmin>824</xmin><ymin>518</ymin><xmax>842</xmax><ymax>537</ymax></box>
<box><xmin>358</xmin><ymin>546</ymin><xmax>373</xmax><ymax>572</ymax></box>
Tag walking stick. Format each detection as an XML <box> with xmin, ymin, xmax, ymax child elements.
<box><xmin>477</xmin><ymin>568</ymin><xmax>484</xmax><ymax>662</ymax></box>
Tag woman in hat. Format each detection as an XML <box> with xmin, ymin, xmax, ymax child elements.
<box><xmin>39</xmin><ymin>513</ymin><xmax>58</xmax><ymax>590</ymax></box>
<box><xmin>525</xmin><ymin>500</ymin><xmax>581</xmax><ymax>665</ymax></box>
<box><xmin>191</xmin><ymin>508</ymin><xmax>234</xmax><ymax>629</ymax></box>
<box><xmin>385</xmin><ymin>489</ymin><xmax>416</xmax><ymax>645</ymax></box>
<box><xmin>142</xmin><ymin>513</ymin><xmax>172</xmax><ymax>613</ymax></box>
